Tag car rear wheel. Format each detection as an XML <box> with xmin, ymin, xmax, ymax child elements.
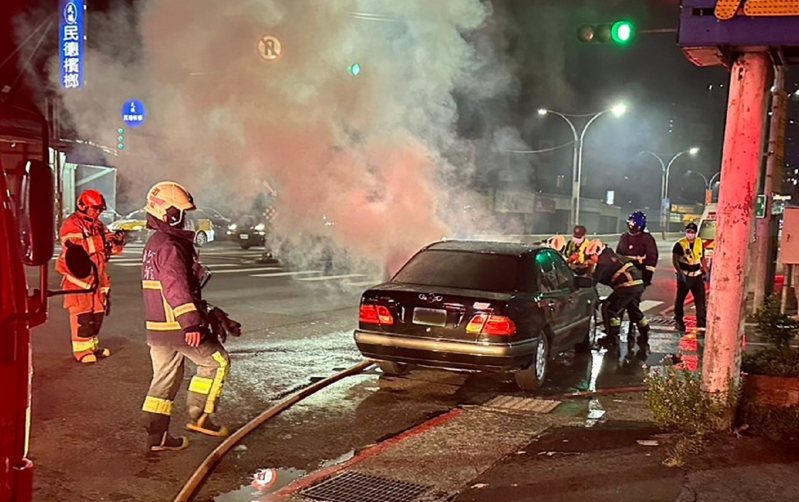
<box><xmin>574</xmin><ymin>309</ymin><xmax>597</xmax><ymax>354</ymax></box>
<box><xmin>195</xmin><ymin>231</ymin><xmax>208</xmax><ymax>247</ymax></box>
<box><xmin>514</xmin><ymin>334</ymin><xmax>549</xmax><ymax>391</ymax></box>
<box><xmin>377</xmin><ymin>361</ymin><xmax>408</xmax><ymax>376</ymax></box>
<box><xmin>240</xmin><ymin>243</ymin><xmax>251</xmax><ymax>250</ymax></box>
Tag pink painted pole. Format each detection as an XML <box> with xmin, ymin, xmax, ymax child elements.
<box><xmin>702</xmin><ymin>53</ymin><xmax>770</xmax><ymax>395</ymax></box>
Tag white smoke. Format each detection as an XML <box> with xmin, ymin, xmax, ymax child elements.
<box><xmin>49</xmin><ymin>0</ymin><xmax>514</xmax><ymax>270</ymax></box>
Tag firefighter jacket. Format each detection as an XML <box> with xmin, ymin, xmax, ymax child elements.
<box><xmin>142</xmin><ymin>215</ymin><xmax>207</xmax><ymax>346</ymax></box>
<box><xmin>564</xmin><ymin>239</ymin><xmax>591</xmax><ymax>274</ymax></box>
<box><xmin>673</xmin><ymin>237</ymin><xmax>704</xmax><ymax>277</ymax></box>
<box><xmin>593</xmin><ymin>248</ymin><xmax>644</xmax><ymax>296</ymax></box>
<box><xmin>616</xmin><ymin>231</ymin><xmax>658</xmax><ymax>285</ymax></box>
<box><xmin>55</xmin><ymin>212</ymin><xmax>122</xmax><ymax>311</ymax></box>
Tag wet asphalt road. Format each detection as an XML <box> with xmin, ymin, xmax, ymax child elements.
<box><xmin>30</xmin><ymin>239</ymin><xmax>689</xmax><ymax>501</ymax></box>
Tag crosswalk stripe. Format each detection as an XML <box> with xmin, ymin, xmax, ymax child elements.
<box><xmin>640</xmin><ymin>300</ymin><xmax>664</xmax><ymax>313</ymax></box>
<box><xmin>297</xmin><ymin>274</ymin><xmax>366</xmax><ymax>282</ymax></box>
<box><xmin>210</xmin><ymin>267</ymin><xmax>282</xmax><ymax>275</ymax></box>
<box><xmin>250</xmin><ymin>270</ymin><xmax>321</xmax><ymax>278</ymax></box>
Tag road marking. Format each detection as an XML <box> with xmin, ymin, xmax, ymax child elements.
<box><xmin>297</xmin><ymin>274</ymin><xmax>366</xmax><ymax>282</ymax></box>
<box><xmin>640</xmin><ymin>300</ymin><xmax>664</xmax><ymax>312</ymax></box>
<box><xmin>344</xmin><ymin>280</ymin><xmax>380</xmax><ymax>287</ymax></box>
<box><xmin>251</xmin><ymin>270</ymin><xmax>321</xmax><ymax>278</ymax></box>
<box><xmin>210</xmin><ymin>267</ymin><xmax>283</xmax><ymax>275</ymax></box>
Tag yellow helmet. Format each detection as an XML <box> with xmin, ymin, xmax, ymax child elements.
<box><xmin>146</xmin><ymin>181</ymin><xmax>196</xmax><ymax>226</ymax></box>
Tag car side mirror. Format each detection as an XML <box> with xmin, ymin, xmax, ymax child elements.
<box><xmin>574</xmin><ymin>275</ymin><xmax>595</xmax><ymax>289</ymax></box>
<box><xmin>19</xmin><ymin>160</ymin><xmax>55</xmax><ymax>266</ymax></box>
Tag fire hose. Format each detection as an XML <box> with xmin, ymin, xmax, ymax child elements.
<box><xmin>173</xmin><ymin>360</ymin><xmax>375</xmax><ymax>502</ymax></box>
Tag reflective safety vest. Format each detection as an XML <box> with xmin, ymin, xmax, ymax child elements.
<box><xmin>564</xmin><ymin>239</ymin><xmax>590</xmax><ymax>265</ymax></box>
<box><xmin>677</xmin><ymin>237</ymin><xmax>704</xmax><ymax>277</ymax></box>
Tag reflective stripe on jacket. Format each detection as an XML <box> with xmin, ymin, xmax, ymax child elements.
<box><xmin>593</xmin><ymin>248</ymin><xmax>644</xmax><ymax>295</ymax></box>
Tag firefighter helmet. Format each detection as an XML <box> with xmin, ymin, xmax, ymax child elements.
<box><xmin>146</xmin><ymin>181</ymin><xmax>196</xmax><ymax>226</ymax></box>
<box><xmin>77</xmin><ymin>189</ymin><xmax>107</xmax><ymax>212</ymax></box>
<box><xmin>627</xmin><ymin>211</ymin><xmax>647</xmax><ymax>232</ymax></box>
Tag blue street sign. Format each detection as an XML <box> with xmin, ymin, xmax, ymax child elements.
<box><xmin>59</xmin><ymin>0</ymin><xmax>85</xmax><ymax>89</ymax></box>
<box><xmin>121</xmin><ymin>99</ymin><xmax>147</xmax><ymax>128</ymax></box>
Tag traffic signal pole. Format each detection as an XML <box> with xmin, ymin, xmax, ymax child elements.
<box><xmin>752</xmin><ymin>65</ymin><xmax>787</xmax><ymax>311</ymax></box>
<box><xmin>703</xmin><ymin>53</ymin><xmax>770</xmax><ymax>396</ymax></box>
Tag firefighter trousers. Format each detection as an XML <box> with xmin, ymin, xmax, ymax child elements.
<box><xmin>675</xmin><ymin>275</ymin><xmax>707</xmax><ymax>328</ymax></box>
<box><xmin>68</xmin><ymin>307</ymin><xmax>106</xmax><ymax>362</ymax></box>
<box><xmin>141</xmin><ymin>340</ymin><xmax>231</xmax><ymax>436</ymax></box>
<box><xmin>602</xmin><ymin>291</ymin><xmax>649</xmax><ymax>339</ymax></box>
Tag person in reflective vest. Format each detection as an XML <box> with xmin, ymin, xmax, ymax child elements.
<box><xmin>55</xmin><ymin>190</ymin><xmax>125</xmax><ymax>363</ymax></box>
<box><xmin>563</xmin><ymin>225</ymin><xmax>592</xmax><ymax>276</ymax></box>
<box><xmin>588</xmin><ymin>240</ymin><xmax>650</xmax><ymax>348</ymax></box>
<box><xmin>672</xmin><ymin>222</ymin><xmax>707</xmax><ymax>332</ymax></box>
<box><xmin>140</xmin><ymin>181</ymin><xmax>232</xmax><ymax>454</ymax></box>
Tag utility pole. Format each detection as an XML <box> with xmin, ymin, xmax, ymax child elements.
<box><xmin>702</xmin><ymin>53</ymin><xmax>770</xmax><ymax>396</ymax></box>
<box><xmin>752</xmin><ymin>66</ymin><xmax>787</xmax><ymax>311</ymax></box>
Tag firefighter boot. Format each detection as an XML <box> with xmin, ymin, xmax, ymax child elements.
<box><xmin>636</xmin><ymin>323</ymin><xmax>650</xmax><ymax>346</ymax></box>
<box><xmin>95</xmin><ymin>347</ymin><xmax>111</xmax><ymax>358</ymax></box>
<box><xmin>187</xmin><ymin>412</ymin><xmax>230</xmax><ymax>438</ymax></box>
<box><xmin>79</xmin><ymin>353</ymin><xmax>98</xmax><ymax>364</ymax></box>
<box><xmin>147</xmin><ymin>431</ymin><xmax>189</xmax><ymax>453</ymax></box>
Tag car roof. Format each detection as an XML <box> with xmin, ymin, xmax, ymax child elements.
<box><xmin>424</xmin><ymin>240</ymin><xmax>546</xmax><ymax>256</ymax></box>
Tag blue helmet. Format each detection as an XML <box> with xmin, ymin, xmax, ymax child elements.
<box><xmin>627</xmin><ymin>211</ymin><xmax>647</xmax><ymax>231</ymax></box>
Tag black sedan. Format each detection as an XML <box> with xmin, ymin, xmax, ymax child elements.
<box><xmin>226</xmin><ymin>218</ymin><xmax>268</xmax><ymax>249</ymax></box>
<box><xmin>354</xmin><ymin>241</ymin><xmax>598</xmax><ymax>390</ymax></box>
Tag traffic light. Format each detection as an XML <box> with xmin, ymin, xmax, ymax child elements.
<box><xmin>578</xmin><ymin>20</ymin><xmax>635</xmax><ymax>45</ymax></box>
<box><xmin>348</xmin><ymin>63</ymin><xmax>361</xmax><ymax>76</ymax></box>
<box><xmin>117</xmin><ymin>128</ymin><xmax>125</xmax><ymax>150</ymax></box>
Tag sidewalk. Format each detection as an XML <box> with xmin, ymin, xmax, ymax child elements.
<box><xmin>265</xmin><ymin>324</ymin><xmax>799</xmax><ymax>502</ymax></box>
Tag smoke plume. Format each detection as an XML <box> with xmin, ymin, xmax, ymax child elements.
<box><xmin>50</xmin><ymin>0</ymin><xmax>510</xmax><ymax>271</ymax></box>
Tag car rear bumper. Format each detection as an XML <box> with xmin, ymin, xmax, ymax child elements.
<box><xmin>354</xmin><ymin>330</ymin><xmax>537</xmax><ymax>372</ymax></box>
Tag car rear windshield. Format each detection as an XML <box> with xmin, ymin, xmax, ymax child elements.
<box><xmin>392</xmin><ymin>250</ymin><xmax>520</xmax><ymax>292</ymax></box>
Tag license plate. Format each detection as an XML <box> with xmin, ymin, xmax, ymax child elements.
<box><xmin>412</xmin><ymin>307</ymin><xmax>447</xmax><ymax>327</ymax></box>
<box><xmin>239</xmin><ymin>234</ymin><xmax>249</xmax><ymax>239</ymax></box>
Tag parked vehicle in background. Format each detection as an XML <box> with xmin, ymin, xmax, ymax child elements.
<box><xmin>354</xmin><ymin>241</ymin><xmax>599</xmax><ymax>391</ymax></box>
<box><xmin>227</xmin><ymin>216</ymin><xmax>268</xmax><ymax>249</ymax></box>
<box><xmin>698</xmin><ymin>203</ymin><xmax>717</xmax><ymax>270</ymax></box>
<box><xmin>109</xmin><ymin>208</ymin><xmax>217</xmax><ymax>246</ymax></box>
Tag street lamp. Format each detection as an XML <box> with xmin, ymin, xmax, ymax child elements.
<box><xmin>538</xmin><ymin>102</ymin><xmax>627</xmax><ymax>226</ymax></box>
<box><xmin>638</xmin><ymin>147</ymin><xmax>700</xmax><ymax>229</ymax></box>
<box><xmin>686</xmin><ymin>170</ymin><xmax>720</xmax><ymax>205</ymax></box>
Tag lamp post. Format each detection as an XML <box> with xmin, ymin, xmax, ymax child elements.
<box><xmin>638</xmin><ymin>147</ymin><xmax>700</xmax><ymax>230</ymax></box>
<box><xmin>538</xmin><ymin>103</ymin><xmax>626</xmax><ymax>227</ymax></box>
<box><xmin>686</xmin><ymin>170</ymin><xmax>720</xmax><ymax>205</ymax></box>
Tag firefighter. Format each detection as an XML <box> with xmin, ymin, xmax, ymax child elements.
<box><xmin>55</xmin><ymin>189</ymin><xmax>125</xmax><ymax>363</ymax></box>
<box><xmin>563</xmin><ymin>225</ymin><xmax>592</xmax><ymax>275</ymax></box>
<box><xmin>673</xmin><ymin>222</ymin><xmax>707</xmax><ymax>333</ymax></box>
<box><xmin>588</xmin><ymin>240</ymin><xmax>650</xmax><ymax>348</ymax></box>
<box><xmin>616</xmin><ymin>211</ymin><xmax>658</xmax><ymax>338</ymax></box>
<box><xmin>140</xmin><ymin>181</ymin><xmax>232</xmax><ymax>453</ymax></box>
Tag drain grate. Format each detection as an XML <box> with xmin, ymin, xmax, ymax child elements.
<box><xmin>482</xmin><ymin>395</ymin><xmax>561</xmax><ymax>414</ymax></box>
<box><xmin>648</xmin><ymin>316</ymin><xmax>676</xmax><ymax>327</ymax></box>
<box><xmin>302</xmin><ymin>471</ymin><xmax>432</xmax><ymax>502</ymax></box>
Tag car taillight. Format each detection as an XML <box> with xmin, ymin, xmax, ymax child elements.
<box><xmin>359</xmin><ymin>304</ymin><xmax>394</xmax><ymax>326</ymax></box>
<box><xmin>466</xmin><ymin>314</ymin><xmax>516</xmax><ymax>336</ymax></box>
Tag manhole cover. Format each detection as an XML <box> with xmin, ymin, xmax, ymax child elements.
<box><xmin>302</xmin><ymin>471</ymin><xmax>432</xmax><ymax>502</ymax></box>
<box><xmin>482</xmin><ymin>396</ymin><xmax>561</xmax><ymax>414</ymax></box>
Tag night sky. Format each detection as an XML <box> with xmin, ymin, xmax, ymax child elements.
<box><xmin>1</xmin><ymin>0</ymin><xmax>797</xmax><ymax>211</ymax></box>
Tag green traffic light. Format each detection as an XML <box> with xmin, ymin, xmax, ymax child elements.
<box><xmin>117</xmin><ymin>136</ymin><xmax>124</xmax><ymax>142</ymax></box>
<box><xmin>117</xmin><ymin>128</ymin><xmax>124</xmax><ymax>134</ymax></box>
<box><xmin>348</xmin><ymin>63</ymin><xmax>361</xmax><ymax>76</ymax></box>
<box><xmin>611</xmin><ymin>20</ymin><xmax>634</xmax><ymax>44</ymax></box>
<box><xmin>117</xmin><ymin>143</ymin><xmax>125</xmax><ymax>150</ymax></box>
